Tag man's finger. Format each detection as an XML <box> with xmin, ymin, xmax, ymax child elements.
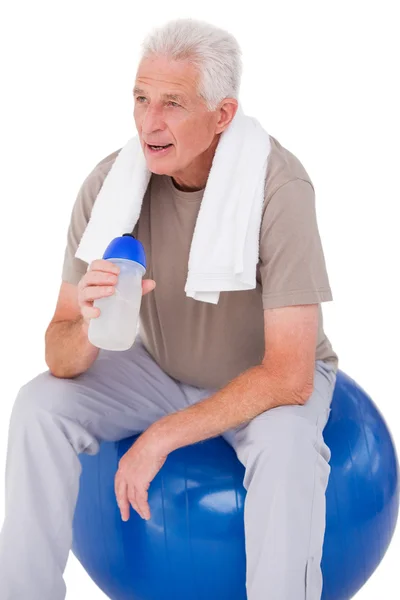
<box><xmin>142</xmin><ymin>279</ymin><xmax>156</xmax><ymax>295</ymax></box>
<box><xmin>136</xmin><ymin>488</ymin><xmax>150</xmax><ymax>520</ymax></box>
<box><xmin>127</xmin><ymin>487</ymin><xmax>142</xmax><ymax>519</ymax></box>
<box><xmin>116</xmin><ymin>479</ymin><xmax>130</xmax><ymax>521</ymax></box>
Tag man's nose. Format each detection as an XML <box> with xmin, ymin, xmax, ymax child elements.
<box><xmin>141</xmin><ymin>106</ymin><xmax>166</xmax><ymax>135</ymax></box>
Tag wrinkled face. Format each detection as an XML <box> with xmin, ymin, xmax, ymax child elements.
<box><xmin>133</xmin><ymin>55</ymin><xmax>220</xmax><ymax>176</ymax></box>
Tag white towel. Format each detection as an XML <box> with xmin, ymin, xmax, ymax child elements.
<box><xmin>75</xmin><ymin>103</ymin><xmax>271</xmax><ymax>304</ymax></box>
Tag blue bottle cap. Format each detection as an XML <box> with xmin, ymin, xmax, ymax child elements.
<box><xmin>102</xmin><ymin>233</ymin><xmax>146</xmax><ymax>270</ymax></box>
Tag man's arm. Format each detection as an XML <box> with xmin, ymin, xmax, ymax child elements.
<box><xmin>146</xmin><ymin>303</ymin><xmax>319</xmax><ymax>455</ymax></box>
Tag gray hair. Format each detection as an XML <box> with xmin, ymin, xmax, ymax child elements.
<box><xmin>139</xmin><ymin>18</ymin><xmax>243</xmax><ymax>111</ymax></box>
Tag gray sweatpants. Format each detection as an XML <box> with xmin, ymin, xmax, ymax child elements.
<box><xmin>0</xmin><ymin>337</ymin><xmax>336</xmax><ymax>600</ymax></box>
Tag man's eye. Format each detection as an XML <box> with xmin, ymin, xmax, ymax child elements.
<box><xmin>136</xmin><ymin>96</ymin><xmax>146</xmax><ymax>103</ymax></box>
<box><xmin>167</xmin><ymin>101</ymin><xmax>180</xmax><ymax>108</ymax></box>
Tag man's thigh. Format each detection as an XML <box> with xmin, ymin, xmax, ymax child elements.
<box><xmin>13</xmin><ymin>337</ymin><xmax>191</xmax><ymax>443</ymax></box>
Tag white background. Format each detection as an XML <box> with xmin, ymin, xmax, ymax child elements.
<box><xmin>0</xmin><ymin>1</ymin><xmax>399</xmax><ymax>598</ymax></box>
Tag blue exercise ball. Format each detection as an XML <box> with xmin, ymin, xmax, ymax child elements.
<box><xmin>72</xmin><ymin>370</ymin><xmax>399</xmax><ymax>600</ymax></box>
<box><xmin>321</xmin><ymin>370</ymin><xmax>399</xmax><ymax>598</ymax></box>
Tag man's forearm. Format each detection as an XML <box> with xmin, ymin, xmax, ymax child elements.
<box><xmin>147</xmin><ymin>363</ymin><xmax>310</xmax><ymax>455</ymax></box>
<box><xmin>45</xmin><ymin>317</ymin><xmax>100</xmax><ymax>378</ymax></box>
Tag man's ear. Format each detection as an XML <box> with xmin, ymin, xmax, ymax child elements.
<box><xmin>215</xmin><ymin>99</ymin><xmax>239</xmax><ymax>134</ymax></box>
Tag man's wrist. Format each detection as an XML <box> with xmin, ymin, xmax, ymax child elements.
<box><xmin>79</xmin><ymin>315</ymin><xmax>90</xmax><ymax>337</ymax></box>
<box><xmin>145</xmin><ymin>417</ymin><xmax>178</xmax><ymax>456</ymax></box>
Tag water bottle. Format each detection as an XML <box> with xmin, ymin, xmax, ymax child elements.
<box><xmin>88</xmin><ymin>233</ymin><xmax>146</xmax><ymax>351</ymax></box>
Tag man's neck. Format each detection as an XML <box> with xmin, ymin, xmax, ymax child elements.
<box><xmin>170</xmin><ymin>176</ymin><xmax>206</xmax><ymax>192</ymax></box>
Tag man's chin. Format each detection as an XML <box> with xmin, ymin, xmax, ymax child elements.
<box><xmin>144</xmin><ymin>157</ymin><xmax>177</xmax><ymax>176</ymax></box>
<box><xmin>147</xmin><ymin>163</ymin><xmax>174</xmax><ymax>176</ymax></box>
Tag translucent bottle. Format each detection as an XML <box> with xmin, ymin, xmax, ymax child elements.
<box><xmin>88</xmin><ymin>233</ymin><xmax>146</xmax><ymax>351</ymax></box>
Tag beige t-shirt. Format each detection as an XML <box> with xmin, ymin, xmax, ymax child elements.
<box><xmin>62</xmin><ymin>135</ymin><xmax>339</xmax><ymax>389</ymax></box>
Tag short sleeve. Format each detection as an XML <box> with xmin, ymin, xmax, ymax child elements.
<box><xmin>259</xmin><ymin>178</ymin><xmax>333</xmax><ymax>309</ymax></box>
<box><xmin>61</xmin><ymin>166</ymin><xmax>109</xmax><ymax>285</ymax></box>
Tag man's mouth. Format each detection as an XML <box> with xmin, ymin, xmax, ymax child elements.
<box><xmin>147</xmin><ymin>144</ymin><xmax>172</xmax><ymax>150</ymax></box>
<box><xmin>145</xmin><ymin>143</ymin><xmax>174</xmax><ymax>154</ymax></box>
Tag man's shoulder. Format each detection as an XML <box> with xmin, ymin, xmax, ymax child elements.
<box><xmin>93</xmin><ymin>147</ymin><xmax>122</xmax><ymax>176</ymax></box>
<box><xmin>264</xmin><ymin>135</ymin><xmax>314</xmax><ymax>201</ymax></box>
<box><xmin>79</xmin><ymin>147</ymin><xmax>123</xmax><ymax>198</ymax></box>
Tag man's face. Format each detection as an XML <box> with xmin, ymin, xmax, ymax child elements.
<box><xmin>133</xmin><ymin>55</ymin><xmax>220</xmax><ymax>176</ymax></box>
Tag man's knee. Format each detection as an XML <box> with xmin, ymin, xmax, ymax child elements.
<box><xmin>12</xmin><ymin>371</ymin><xmax>75</xmax><ymax>424</ymax></box>
<box><xmin>235</xmin><ymin>412</ymin><xmax>330</xmax><ymax>485</ymax></box>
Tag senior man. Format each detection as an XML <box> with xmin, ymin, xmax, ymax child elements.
<box><xmin>0</xmin><ymin>18</ymin><xmax>338</xmax><ymax>600</ymax></box>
